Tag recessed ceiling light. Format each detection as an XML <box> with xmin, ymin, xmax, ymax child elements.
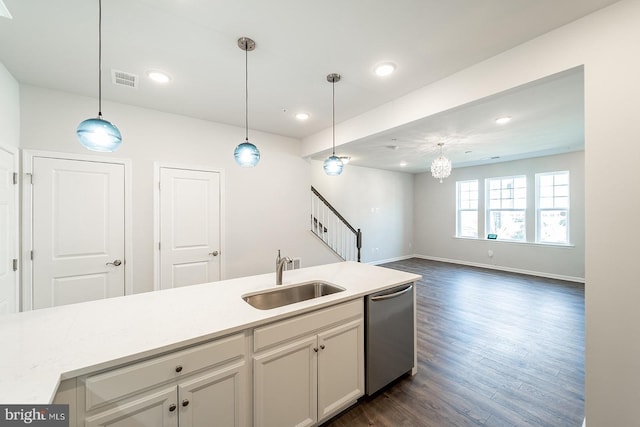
<box><xmin>374</xmin><ymin>62</ymin><xmax>396</xmax><ymax>77</ymax></box>
<box><xmin>146</xmin><ymin>70</ymin><xmax>172</xmax><ymax>84</ymax></box>
<box><xmin>495</xmin><ymin>116</ymin><xmax>512</xmax><ymax>125</ymax></box>
<box><xmin>400</xmin><ymin>161</ymin><xmax>407</xmax><ymax>167</ymax></box>
<box><xmin>295</xmin><ymin>112</ymin><xmax>310</xmax><ymax>121</ymax></box>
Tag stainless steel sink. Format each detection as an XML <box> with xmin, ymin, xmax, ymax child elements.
<box><xmin>242</xmin><ymin>281</ymin><xmax>345</xmax><ymax>310</ymax></box>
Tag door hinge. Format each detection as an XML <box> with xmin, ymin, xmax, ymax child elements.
<box><xmin>12</xmin><ymin>172</ymin><xmax>18</xmax><ymax>185</ymax></box>
<box><xmin>30</xmin><ymin>250</ymin><xmax>34</xmax><ymax>260</ymax></box>
<box><xmin>12</xmin><ymin>259</ymin><xmax>17</xmax><ymax>271</ymax></box>
<box><xmin>158</xmin><ymin>242</ymin><xmax>161</xmax><ymax>251</ymax></box>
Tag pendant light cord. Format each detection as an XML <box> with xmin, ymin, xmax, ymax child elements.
<box><xmin>245</xmin><ymin>43</ymin><xmax>249</xmax><ymax>142</ymax></box>
<box><xmin>98</xmin><ymin>0</ymin><xmax>103</xmax><ymax>119</ymax></box>
<box><xmin>332</xmin><ymin>79</ymin><xmax>336</xmax><ymax>155</ymax></box>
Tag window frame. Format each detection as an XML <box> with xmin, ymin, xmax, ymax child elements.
<box><xmin>535</xmin><ymin>171</ymin><xmax>570</xmax><ymax>244</ymax></box>
<box><xmin>485</xmin><ymin>175</ymin><xmax>527</xmax><ymax>242</ymax></box>
<box><xmin>456</xmin><ymin>180</ymin><xmax>479</xmax><ymax>238</ymax></box>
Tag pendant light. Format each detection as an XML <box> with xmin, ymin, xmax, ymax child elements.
<box><xmin>431</xmin><ymin>143</ymin><xmax>452</xmax><ymax>183</ymax></box>
<box><xmin>233</xmin><ymin>37</ymin><xmax>260</xmax><ymax>167</ymax></box>
<box><xmin>76</xmin><ymin>0</ymin><xmax>122</xmax><ymax>152</ymax></box>
<box><xmin>323</xmin><ymin>73</ymin><xmax>344</xmax><ymax>176</ymax></box>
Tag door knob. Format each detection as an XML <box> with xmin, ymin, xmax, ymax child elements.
<box><xmin>209</xmin><ymin>251</ymin><xmax>219</xmax><ymax>256</ymax></box>
<box><xmin>106</xmin><ymin>259</ymin><xmax>122</xmax><ymax>266</ymax></box>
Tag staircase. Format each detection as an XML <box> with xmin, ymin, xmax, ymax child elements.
<box><xmin>310</xmin><ymin>186</ymin><xmax>362</xmax><ymax>262</ymax></box>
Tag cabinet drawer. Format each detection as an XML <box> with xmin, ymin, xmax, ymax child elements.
<box><xmin>254</xmin><ymin>299</ymin><xmax>363</xmax><ymax>352</ymax></box>
<box><xmin>85</xmin><ymin>333</ymin><xmax>245</xmax><ymax>411</ymax></box>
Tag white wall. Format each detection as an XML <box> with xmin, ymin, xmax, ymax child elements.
<box><xmin>19</xmin><ymin>85</ymin><xmax>338</xmax><ymax>293</ymax></box>
<box><xmin>414</xmin><ymin>152</ymin><xmax>585</xmax><ymax>281</ymax></box>
<box><xmin>311</xmin><ymin>160</ymin><xmax>414</xmax><ymax>264</ymax></box>
<box><xmin>0</xmin><ymin>62</ymin><xmax>19</xmax><ymax>148</ymax></box>
<box><xmin>304</xmin><ymin>1</ymin><xmax>640</xmax><ymax>423</ymax></box>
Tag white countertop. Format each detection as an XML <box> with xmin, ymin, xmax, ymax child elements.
<box><xmin>0</xmin><ymin>261</ymin><xmax>420</xmax><ymax>404</ymax></box>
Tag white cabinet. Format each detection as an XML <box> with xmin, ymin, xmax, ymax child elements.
<box><xmin>254</xmin><ymin>335</ymin><xmax>318</xmax><ymax>427</ymax></box>
<box><xmin>78</xmin><ymin>333</ymin><xmax>249</xmax><ymax>427</ymax></box>
<box><xmin>253</xmin><ymin>300</ymin><xmax>364</xmax><ymax>427</ymax></box>
<box><xmin>85</xmin><ymin>387</ymin><xmax>177</xmax><ymax>427</ymax></box>
<box><xmin>317</xmin><ymin>319</ymin><xmax>363</xmax><ymax>420</ymax></box>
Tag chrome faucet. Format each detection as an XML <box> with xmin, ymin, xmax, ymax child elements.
<box><xmin>275</xmin><ymin>249</ymin><xmax>292</xmax><ymax>285</ymax></box>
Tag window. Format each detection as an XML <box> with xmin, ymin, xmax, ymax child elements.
<box><xmin>536</xmin><ymin>171</ymin><xmax>569</xmax><ymax>244</ymax></box>
<box><xmin>486</xmin><ymin>176</ymin><xmax>526</xmax><ymax>241</ymax></box>
<box><xmin>456</xmin><ymin>180</ymin><xmax>478</xmax><ymax>238</ymax></box>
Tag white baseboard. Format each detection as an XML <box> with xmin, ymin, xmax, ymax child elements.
<box><xmin>411</xmin><ymin>254</ymin><xmax>585</xmax><ymax>283</ymax></box>
<box><xmin>366</xmin><ymin>254</ymin><xmax>415</xmax><ymax>266</ymax></box>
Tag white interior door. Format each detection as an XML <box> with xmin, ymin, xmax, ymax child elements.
<box><xmin>32</xmin><ymin>157</ymin><xmax>126</xmax><ymax>309</ymax></box>
<box><xmin>159</xmin><ymin>167</ymin><xmax>221</xmax><ymax>289</ymax></box>
<box><xmin>0</xmin><ymin>147</ymin><xmax>18</xmax><ymax>314</ymax></box>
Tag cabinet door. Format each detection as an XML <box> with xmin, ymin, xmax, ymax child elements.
<box><xmin>85</xmin><ymin>387</ymin><xmax>178</xmax><ymax>427</ymax></box>
<box><xmin>317</xmin><ymin>319</ymin><xmax>364</xmax><ymax>422</ymax></box>
<box><xmin>253</xmin><ymin>335</ymin><xmax>318</xmax><ymax>427</ymax></box>
<box><xmin>178</xmin><ymin>361</ymin><xmax>247</xmax><ymax>427</ymax></box>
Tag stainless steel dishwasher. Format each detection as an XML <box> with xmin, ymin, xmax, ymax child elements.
<box><xmin>365</xmin><ymin>283</ymin><xmax>415</xmax><ymax>395</ymax></box>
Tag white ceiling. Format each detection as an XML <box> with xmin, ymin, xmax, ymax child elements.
<box><xmin>311</xmin><ymin>67</ymin><xmax>585</xmax><ymax>173</ymax></box>
<box><xmin>0</xmin><ymin>0</ymin><xmax>615</xmax><ymax>171</ymax></box>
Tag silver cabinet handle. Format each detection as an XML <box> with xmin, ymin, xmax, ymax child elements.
<box><xmin>209</xmin><ymin>251</ymin><xmax>219</xmax><ymax>256</ymax></box>
<box><xmin>106</xmin><ymin>259</ymin><xmax>122</xmax><ymax>266</ymax></box>
<box><xmin>370</xmin><ymin>284</ymin><xmax>413</xmax><ymax>301</ymax></box>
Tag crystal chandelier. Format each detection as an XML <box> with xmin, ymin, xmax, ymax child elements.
<box><xmin>431</xmin><ymin>143</ymin><xmax>451</xmax><ymax>183</ymax></box>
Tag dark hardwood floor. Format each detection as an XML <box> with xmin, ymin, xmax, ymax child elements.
<box><xmin>323</xmin><ymin>258</ymin><xmax>584</xmax><ymax>427</ymax></box>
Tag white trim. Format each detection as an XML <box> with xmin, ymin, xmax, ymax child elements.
<box><xmin>367</xmin><ymin>254</ymin><xmax>415</xmax><ymax>266</ymax></box>
<box><xmin>452</xmin><ymin>235</ymin><xmax>575</xmax><ymax>248</ymax></box>
<box><xmin>21</xmin><ymin>149</ymin><xmax>134</xmax><ymax>310</ymax></box>
<box><xmin>535</xmin><ymin>170</ymin><xmax>570</xmax><ymax>245</ymax></box>
<box><xmin>0</xmin><ymin>143</ymin><xmax>19</xmax><ymax>312</ymax></box>
<box><xmin>413</xmin><ymin>254</ymin><xmax>585</xmax><ymax>283</ymax></box>
<box><xmin>153</xmin><ymin>162</ymin><xmax>226</xmax><ymax>291</ymax></box>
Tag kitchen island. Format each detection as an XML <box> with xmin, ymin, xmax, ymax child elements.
<box><xmin>0</xmin><ymin>261</ymin><xmax>420</xmax><ymax>426</ymax></box>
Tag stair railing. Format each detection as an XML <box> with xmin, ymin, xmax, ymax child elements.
<box><xmin>310</xmin><ymin>186</ymin><xmax>362</xmax><ymax>262</ymax></box>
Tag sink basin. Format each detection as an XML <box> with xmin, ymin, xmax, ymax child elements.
<box><xmin>242</xmin><ymin>281</ymin><xmax>345</xmax><ymax>310</ymax></box>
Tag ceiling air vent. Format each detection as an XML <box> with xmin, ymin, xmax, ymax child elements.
<box><xmin>111</xmin><ymin>69</ymin><xmax>138</xmax><ymax>89</ymax></box>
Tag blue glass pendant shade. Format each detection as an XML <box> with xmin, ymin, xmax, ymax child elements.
<box><xmin>323</xmin><ymin>155</ymin><xmax>344</xmax><ymax>176</ymax></box>
<box><xmin>234</xmin><ymin>139</ymin><xmax>260</xmax><ymax>167</ymax></box>
<box><xmin>77</xmin><ymin>117</ymin><xmax>122</xmax><ymax>152</ymax></box>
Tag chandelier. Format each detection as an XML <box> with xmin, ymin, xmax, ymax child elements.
<box><xmin>431</xmin><ymin>143</ymin><xmax>451</xmax><ymax>183</ymax></box>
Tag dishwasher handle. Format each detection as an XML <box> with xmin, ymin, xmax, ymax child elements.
<box><xmin>370</xmin><ymin>284</ymin><xmax>413</xmax><ymax>301</ymax></box>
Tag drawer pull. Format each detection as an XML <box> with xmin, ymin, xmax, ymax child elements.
<box><xmin>320</xmin><ymin>344</ymin><xmax>325</xmax><ymax>350</ymax></box>
<box><xmin>169</xmin><ymin>404</ymin><xmax>177</xmax><ymax>412</ymax></box>
<box><xmin>175</xmin><ymin>365</ymin><xmax>183</xmax><ymax>373</ymax></box>
<box><xmin>313</xmin><ymin>347</ymin><xmax>318</xmax><ymax>352</ymax></box>
<box><xmin>182</xmin><ymin>399</ymin><xmax>190</xmax><ymax>407</ymax></box>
